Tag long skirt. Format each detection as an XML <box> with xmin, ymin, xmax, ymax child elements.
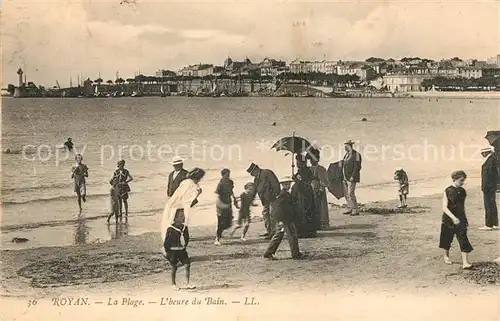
<box><xmin>292</xmin><ymin>182</ymin><xmax>317</xmax><ymax>238</ymax></box>
<box><xmin>314</xmin><ymin>189</ymin><xmax>330</xmax><ymax>229</ymax></box>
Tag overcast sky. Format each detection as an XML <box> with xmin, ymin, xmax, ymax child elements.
<box><xmin>2</xmin><ymin>0</ymin><xmax>499</xmax><ymax>87</ymax></box>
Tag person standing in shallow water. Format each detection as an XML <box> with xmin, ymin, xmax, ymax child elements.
<box><xmin>439</xmin><ymin>170</ymin><xmax>473</xmax><ymax>270</ymax></box>
<box><xmin>64</xmin><ymin>138</ymin><xmax>74</xmax><ymax>152</ymax></box>
<box><xmin>214</xmin><ymin>169</ymin><xmax>237</xmax><ymax>245</ymax></box>
<box><xmin>71</xmin><ymin>154</ymin><xmax>88</xmax><ymax>212</ymax></box>
<box><xmin>110</xmin><ymin>160</ymin><xmax>133</xmax><ymax>220</ymax></box>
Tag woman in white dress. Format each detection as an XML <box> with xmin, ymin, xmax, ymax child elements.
<box><xmin>161</xmin><ymin>168</ymin><xmax>205</xmax><ymax>244</ymax></box>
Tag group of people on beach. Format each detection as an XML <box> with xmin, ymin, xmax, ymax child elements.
<box><xmin>160</xmin><ymin>140</ymin><xmax>366</xmax><ymax>288</ymax></box>
<box><xmin>66</xmin><ymin>134</ymin><xmax>499</xmax><ymax>289</ymax></box>
<box><xmin>69</xmin><ymin>150</ymin><xmax>133</xmax><ymax>221</ymax></box>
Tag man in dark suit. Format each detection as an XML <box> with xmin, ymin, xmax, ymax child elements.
<box><xmin>167</xmin><ymin>156</ymin><xmax>189</xmax><ymax>221</ymax></box>
<box><xmin>263</xmin><ymin>176</ymin><xmax>303</xmax><ymax>260</ymax></box>
<box><xmin>342</xmin><ymin>140</ymin><xmax>362</xmax><ymax>216</ymax></box>
<box><xmin>480</xmin><ymin>147</ymin><xmax>498</xmax><ymax>230</ymax></box>
<box><xmin>247</xmin><ymin>163</ymin><xmax>280</xmax><ymax>238</ymax></box>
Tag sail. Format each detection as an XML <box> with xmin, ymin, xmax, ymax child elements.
<box><xmin>161</xmin><ymin>84</ymin><xmax>164</xmax><ymax>94</ymax></box>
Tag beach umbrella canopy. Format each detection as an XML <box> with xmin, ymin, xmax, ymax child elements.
<box><xmin>485</xmin><ymin>131</ymin><xmax>500</xmax><ymax>147</ymax></box>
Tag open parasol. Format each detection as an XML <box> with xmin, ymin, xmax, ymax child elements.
<box><xmin>271</xmin><ymin>133</ymin><xmax>313</xmax><ymax>175</ymax></box>
<box><xmin>485</xmin><ymin>131</ymin><xmax>500</xmax><ymax>148</ymax></box>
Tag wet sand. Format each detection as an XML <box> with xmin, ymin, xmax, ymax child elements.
<box><xmin>2</xmin><ymin>190</ymin><xmax>500</xmax><ymax>321</ymax></box>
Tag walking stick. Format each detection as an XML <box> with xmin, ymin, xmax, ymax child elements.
<box><xmin>291</xmin><ymin>131</ymin><xmax>295</xmax><ymax>176</ymax></box>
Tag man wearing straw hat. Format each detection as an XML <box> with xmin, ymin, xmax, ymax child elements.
<box><xmin>167</xmin><ymin>156</ymin><xmax>189</xmax><ymax>222</ymax></box>
<box><xmin>263</xmin><ymin>176</ymin><xmax>303</xmax><ymax>260</ymax></box>
<box><xmin>342</xmin><ymin>140</ymin><xmax>362</xmax><ymax>216</ymax></box>
<box><xmin>479</xmin><ymin>147</ymin><xmax>498</xmax><ymax>230</ymax></box>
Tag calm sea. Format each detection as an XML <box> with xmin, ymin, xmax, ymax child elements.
<box><xmin>1</xmin><ymin>97</ymin><xmax>498</xmax><ymax>248</ymax></box>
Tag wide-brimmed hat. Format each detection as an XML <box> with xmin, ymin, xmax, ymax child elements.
<box><xmin>171</xmin><ymin>156</ymin><xmax>184</xmax><ymax>165</ymax></box>
<box><xmin>344</xmin><ymin>140</ymin><xmax>355</xmax><ymax>145</ymax></box>
<box><xmin>279</xmin><ymin>176</ymin><xmax>293</xmax><ymax>184</ymax></box>
<box><xmin>246</xmin><ymin>162</ymin><xmax>260</xmax><ymax>174</ymax></box>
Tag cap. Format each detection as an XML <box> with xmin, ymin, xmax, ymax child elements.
<box><xmin>246</xmin><ymin>162</ymin><xmax>259</xmax><ymax>173</ymax></box>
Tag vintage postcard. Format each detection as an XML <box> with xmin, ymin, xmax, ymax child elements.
<box><xmin>1</xmin><ymin>0</ymin><xmax>499</xmax><ymax>320</ymax></box>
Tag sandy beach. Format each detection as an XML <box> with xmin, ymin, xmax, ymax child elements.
<box><xmin>407</xmin><ymin>91</ymin><xmax>500</xmax><ymax>99</ymax></box>
<box><xmin>2</xmin><ymin>189</ymin><xmax>499</xmax><ymax>321</ymax></box>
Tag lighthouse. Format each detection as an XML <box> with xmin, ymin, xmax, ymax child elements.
<box><xmin>14</xmin><ymin>68</ymin><xmax>25</xmax><ymax>98</ymax></box>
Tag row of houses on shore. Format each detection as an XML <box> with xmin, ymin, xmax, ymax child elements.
<box><xmin>155</xmin><ymin>55</ymin><xmax>500</xmax><ymax>92</ymax></box>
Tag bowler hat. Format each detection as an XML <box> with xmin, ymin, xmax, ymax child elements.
<box><xmin>344</xmin><ymin>140</ymin><xmax>355</xmax><ymax>145</ymax></box>
<box><xmin>246</xmin><ymin>162</ymin><xmax>260</xmax><ymax>174</ymax></box>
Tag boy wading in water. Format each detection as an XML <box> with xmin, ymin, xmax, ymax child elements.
<box><xmin>439</xmin><ymin>170</ymin><xmax>473</xmax><ymax>269</ymax></box>
<box><xmin>71</xmin><ymin>154</ymin><xmax>88</xmax><ymax>212</ymax></box>
<box><xmin>394</xmin><ymin>167</ymin><xmax>409</xmax><ymax>208</ymax></box>
<box><xmin>230</xmin><ymin>182</ymin><xmax>257</xmax><ymax>241</ymax></box>
<box><xmin>164</xmin><ymin>212</ymin><xmax>195</xmax><ymax>290</ymax></box>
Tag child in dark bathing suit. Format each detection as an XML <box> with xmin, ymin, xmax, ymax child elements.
<box><xmin>439</xmin><ymin>170</ymin><xmax>473</xmax><ymax>270</ymax></box>
<box><xmin>163</xmin><ymin>212</ymin><xmax>195</xmax><ymax>290</ymax></box>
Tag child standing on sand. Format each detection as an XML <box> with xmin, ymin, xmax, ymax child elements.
<box><xmin>163</xmin><ymin>212</ymin><xmax>195</xmax><ymax>290</ymax></box>
<box><xmin>231</xmin><ymin>182</ymin><xmax>257</xmax><ymax>241</ymax></box>
<box><xmin>439</xmin><ymin>170</ymin><xmax>473</xmax><ymax>269</ymax></box>
<box><xmin>394</xmin><ymin>167</ymin><xmax>409</xmax><ymax>208</ymax></box>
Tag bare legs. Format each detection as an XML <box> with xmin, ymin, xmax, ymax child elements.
<box><xmin>171</xmin><ymin>263</ymin><xmax>193</xmax><ymax>290</ymax></box>
<box><xmin>443</xmin><ymin>250</ymin><xmax>472</xmax><ymax>269</ymax></box>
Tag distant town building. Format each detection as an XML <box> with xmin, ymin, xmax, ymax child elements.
<box><xmin>336</xmin><ymin>63</ymin><xmax>375</xmax><ymax>81</ymax></box>
<box><xmin>260</xmin><ymin>58</ymin><xmax>286</xmax><ymax>77</ymax></box>
<box><xmin>197</xmin><ymin>64</ymin><xmax>214</xmax><ymax>77</ymax></box>
<box><xmin>155</xmin><ymin>69</ymin><xmax>177</xmax><ymax>78</ymax></box>
<box><xmin>383</xmin><ymin>73</ymin><xmax>433</xmax><ymax>92</ymax></box>
<box><xmin>289</xmin><ymin>59</ymin><xmax>311</xmax><ymax>73</ymax></box>
<box><xmin>458</xmin><ymin>67</ymin><xmax>483</xmax><ymax>79</ymax></box>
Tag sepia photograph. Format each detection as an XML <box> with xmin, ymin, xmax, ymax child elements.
<box><xmin>1</xmin><ymin>0</ymin><xmax>499</xmax><ymax>320</ymax></box>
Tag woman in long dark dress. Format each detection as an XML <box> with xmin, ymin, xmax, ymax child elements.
<box><xmin>309</xmin><ymin>148</ymin><xmax>331</xmax><ymax>230</ymax></box>
<box><xmin>292</xmin><ymin>153</ymin><xmax>317</xmax><ymax>238</ymax></box>
<box><xmin>439</xmin><ymin>170</ymin><xmax>473</xmax><ymax>269</ymax></box>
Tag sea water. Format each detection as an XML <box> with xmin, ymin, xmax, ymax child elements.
<box><xmin>1</xmin><ymin>97</ymin><xmax>497</xmax><ymax>248</ymax></box>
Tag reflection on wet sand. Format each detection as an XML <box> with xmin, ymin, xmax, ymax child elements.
<box><xmin>107</xmin><ymin>223</ymin><xmax>129</xmax><ymax>240</ymax></box>
<box><xmin>74</xmin><ymin>215</ymin><xmax>89</xmax><ymax>245</ymax></box>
